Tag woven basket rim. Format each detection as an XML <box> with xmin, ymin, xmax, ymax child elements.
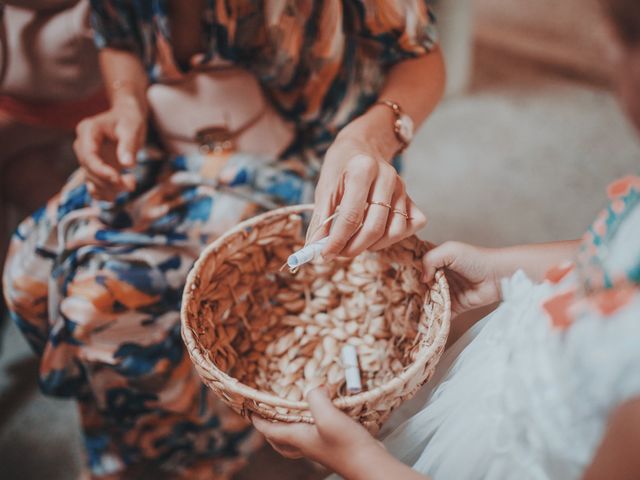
<box><xmin>181</xmin><ymin>204</ymin><xmax>451</xmax><ymax>413</ymax></box>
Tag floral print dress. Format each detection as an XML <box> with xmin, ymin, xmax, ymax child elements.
<box><xmin>2</xmin><ymin>1</ymin><xmax>437</xmax><ymax>477</ymax></box>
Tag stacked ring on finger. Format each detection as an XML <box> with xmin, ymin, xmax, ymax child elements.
<box><xmin>369</xmin><ymin>200</ymin><xmax>411</xmax><ymax>220</ymax></box>
<box><xmin>392</xmin><ymin>209</ymin><xmax>410</xmax><ymax>220</ymax></box>
<box><xmin>369</xmin><ymin>202</ymin><xmax>411</xmax><ymax>220</ymax></box>
<box><xmin>369</xmin><ymin>201</ymin><xmax>393</xmax><ymax>210</ymax></box>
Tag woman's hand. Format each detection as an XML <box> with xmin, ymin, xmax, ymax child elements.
<box><xmin>74</xmin><ymin>100</ymin><xmax>146</xmax><ymax>201</ymax></box>
<box><xmin>422</xmin><ymin>241</ymin><xmax>504</xmax><ymax>317</ymax></box>
<box><xmin>308</xmin><ymin>135</ymin><xmax>427</xmax><ymax>260</ymax></box>
<box><xmin>252</xmin><ymin>388</ymin><xmax>383</xmax><ymax>477</ymax></box>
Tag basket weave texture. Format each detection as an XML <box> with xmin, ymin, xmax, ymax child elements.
<box><xmin>181</xmin><ymin>205</ymin><xmax>450</xmax><ymax>433</ymax></box>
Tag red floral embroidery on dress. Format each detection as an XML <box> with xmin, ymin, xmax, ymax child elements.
<box><xmin>611</xmin><ymin>198</ymin><xmax>626</xmax><ymax>214</ymax></box>
<box><xmin>543</xmin><ymin>289</ymin><xmax>577</xmax><ymax>330</ymax></box>
<box><xmin>590</xmin><ymin>283</ymin><xmax>637</xmax><ymax>316</ymax></box>
<box><xmin>544</xmin><ymin>261</ymin><xmax>575</xmax><ymax>285</ymax></box>
<box><xmin>607</xmin><ymin>175</ymin><xmax>640</xmax><ymax>200</ymax></box>
<box><xmin>544</xmin><ymin>175</ymin><xmax>640</xmax><ymax>330</ymax></box>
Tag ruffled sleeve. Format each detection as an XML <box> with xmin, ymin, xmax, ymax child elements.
<box><xmin>343</xmin><ymin>0</ymin><xmax>438</xmax><ymax>67</ymax></box>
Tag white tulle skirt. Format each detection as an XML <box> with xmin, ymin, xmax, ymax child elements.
<box><xmin>382</xmin><ymin>271</ymin><xmax>564</xmax><ymax>479</ymax></box>
<box><xmin>328</xmin><ymin>271</ymin><xmax>636</xmax><ymax>480</ymax></box>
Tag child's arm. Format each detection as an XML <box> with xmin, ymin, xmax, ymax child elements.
<box><xmin>422</xmin><ymin>240</ymin><xmax>580</xmax><ymax>317</ymax></box>
<box><xmin>582</xmin><ymin>397</ymin><xmax>640</xmax><ymax>480</ymax></box>
<box><xmin>482</xmin><ymin>240</ymin><xmax>580</xmax><ymax>283</ymax></box>
<box><xmin>252</xmin><ymin>388</ymin><xmax>430</xmax><ymax>480</ymax></box>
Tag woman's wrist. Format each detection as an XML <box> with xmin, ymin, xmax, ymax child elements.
<box><xmin>100</xmin><ymin>49</ymin><xmax>149</xmax><ymax>117</ymax></box>
<box><xmin>337</xmin><ymin>105</ymin><xmax>403</xmax><ymax>162</ymax></box>
<box><xmin>111</xmin><ymin>87</ymin><xmax>147</xmax><ymax>117</ymax></box>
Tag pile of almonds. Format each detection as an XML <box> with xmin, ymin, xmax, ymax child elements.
<box><xmin>197</xmin><ymin>222</ymin><xmax>428</xmax><ymax>404</ymax></box>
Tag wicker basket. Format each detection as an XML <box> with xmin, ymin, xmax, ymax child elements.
<box><xmin>181</xmin><ymin>205</ymin><xmax>450</xmax><ymax>433</ymax></box>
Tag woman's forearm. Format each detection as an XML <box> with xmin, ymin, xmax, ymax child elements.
<box><xmin>492</xmin><ymin>240</ymin><xmax>581</xmax><ymax>283</ymax></box>
<box><xmin>98</xmin><ymin>48</ymin><xmax>149</xmax><ymax>114</ymax></box>
<box><xmin>338</xmin><ymin>47</ymin><xmax>446</xmax><ymax>161</ymax></box>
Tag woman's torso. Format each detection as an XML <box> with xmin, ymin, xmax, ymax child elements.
<box><xmin>90</xmin><ymin>0</ymin><xmax>437</xmax><ymax>163</ymax></box>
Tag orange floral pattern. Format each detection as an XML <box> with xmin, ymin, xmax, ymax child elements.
<box><xmin>4</xmin><ymin>1</ymin><xmax>438</xmax><ymax>476</ymax></box>
<box><xmin>544</xmin><ymin>175</ymin><xmax>640</xmax><ymax>330</ymax></box>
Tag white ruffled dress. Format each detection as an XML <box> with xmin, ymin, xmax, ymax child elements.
<box><xmin>375</xmin><ymin>175</ymin><xmax>640</xmax><ymax>480</ymax></box>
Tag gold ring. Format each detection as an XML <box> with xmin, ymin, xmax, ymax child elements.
<box><xmin>369</xmin><ymin>201</ymin><xmax>392</xmax><ymax>209</ymax></box>
<box><xmin>392</xmin><ymin>209</ymin><xmax>410</xmax><ymax>219</ymax></box>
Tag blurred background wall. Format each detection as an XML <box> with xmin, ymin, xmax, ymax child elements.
<box><xmin>412</xmin><ymin>0</ymin><xmax>638</xmax><ymax>248</ymax></box>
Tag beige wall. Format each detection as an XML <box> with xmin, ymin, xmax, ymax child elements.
<box><xmin>474</xmin><ymin>0</ymin><xmax>611</xmax><ymax>83</ymax></box>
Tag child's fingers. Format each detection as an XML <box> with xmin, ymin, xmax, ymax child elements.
<box><xmin>306</xmin><ymin>387</ymin><xmax>353</xmax><ymax>436</ymax></box>
<box><xmin>252</xmin><ymin>415</ymin><xmax>315</xmax><ymax>446</ymax></box>
<box><xmin>422</xmin><ymin>242</ymin><xmax>459</xmax><ymax>283</ymax></box>
<box><xmin>251</xmin><ymin>415</ymin><xmax>281</xmax><ymax>437</ymax></box>
<box><xmin>265</xmin><ymin>439</ymin><xmax>304</xmax><ymax>459</ymax></box>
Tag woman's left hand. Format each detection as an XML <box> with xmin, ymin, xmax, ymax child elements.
<box><xmin>252</xmin><ymin>388</ymin><xmax>383</xmax><ymax>476</ymax></box>
<box><xmin>307</xmin><ymin>134</ymin><xmax>427</xmax><ymax>260</ymax></box>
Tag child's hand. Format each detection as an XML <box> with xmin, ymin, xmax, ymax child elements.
<box><xmin>252</xmin><ymin>388</ymin><xmax>383</xmax><ymax>477</ymax></box>
<box><xmin>422</xmin><ymin>241</ymin><xmax>503</xmax><ymax>317</ymax></box>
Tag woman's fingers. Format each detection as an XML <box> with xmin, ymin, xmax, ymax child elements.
<box><xmin>120</xmin><ymin>173</ymin><xmax>137</xmax><ymax>192</ymax></box>
<box><xmin>406</xmin><ymin>197</ymin><xmax>428</xmax><ymax>236</ymax></box>
<box><xmin>75</xmin><ymin>118</ymin><xmax>121</xmax><ymax>185</ymax></box>
<box><xmin>85</xmin><ymin>171</ymin><xmax>118</xmax><ymax>201</ymax></box>
<box><xmin>314</xmin><ymin>162</ymin><xmax>427</xmax><ymax>258</ymax></box>
<box><xmin>74</xmin><ymin>112</ymin><xmax>144</xmax><ymax>199</ymax></box>
<box><xmin>114</xmin><ymin>116</ymin><xmax>143</xmax><ymax>169</ymax></box>
<box><xmin>321</xmin><ymin>155</ymin><xmax>377</xmax><ymax>260</ymax></box>
<box><xmin>340</xmin><ymin>163</ymin><xmax>395</xmax><ymax>257</ymax></box>
<box><xmin>75</xmin><ymin>145</ymin><xmax>120</xmax><ymax>186</ymax></box>
<box><xmin>84</xmin><ymin>168</ymin><xmax>112</xmax><ymax>192</ymax></box>
<box><xmin>307</xmin><ymin>186</ymin><xmax>335</xmax><ymax>244</ymax></box>
<box><xmin>369</xmin><ymin>186</ymin><xmax>409</xmax><ymax>251</ymax></box>
<box><xmin>83</xmin><ymin>145</ymin><xmax>131</xmax><ymax>196</ymax></box>
<box><xmin>86</xmin><ymin>181</ymin><xmax>98</xmax><ymax>198</ymax></box>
